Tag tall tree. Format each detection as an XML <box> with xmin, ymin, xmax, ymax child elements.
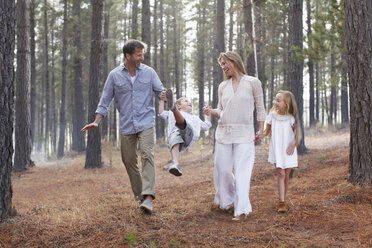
<box><xmin>142</xmin><ymin>0</ymin><xmax>151</xmax><ymax>65</ymax></box>
<box><xmin>85</xmin><ymin>0</ymin><xmax>105</xmax><ymax>169</ymax></box>
<box><xmin>288</xmin><ymin>0</ymin><xmax>306</xmax><ymax>154</ymax></box>
<box><xmin>197</xmin><ymin>2</ymin><xmax>207</xmax><ymax>121</ymax></box>
<box><xmin>43</xmin><ymin>0</ymin><xmax>50</xmax><ymax>155</ymax></box>
<box><xmin>307</xmin><ymin>0</ymin><xmax>315</xmax><ymax>126</ymax></box>
<box><xmin>30</xmin><ymin>0</ymin><xmax>36</xmax><ymax>146</ymax></box>
<box><xmin>212</xmin><ymin>0</ymin><xmax>225</xmax><ymax>128</ymax></box>
<box><xmin>14</xmin><ymin>0</ymin><xmax>32</xmax><ymax>171</ymax></box>
<box><xmin>131</xmin><ymin>0</ymin><xmax>138</xmax><ymax>39</ymax></box>
<box><xmin>57</xmin><ymin>0</ymin><xmax>68</xmax><ymax>158</ymax></box>
<box><xmin>0</xmin><ymin>0</ymin><xmax>15</xmax><ymax>222</ymax></box>
<box><xmin>72</xmin><ymin>0</ymin><xmax>86</xmax><ymax>152</ymax></box>
<box><xmin>50</xmin><ymin>6</ymin><xmax>57</xmax><ymax>153</ymax></box>
<box><xmin>173</xmin><ymin>3</ymin><xmax>180</xmax><ymax>98</ymax></box>
<box><xmin>243</xmin><ymin>0</ymin><xmax>256</xmax><ymax>75</ymax></box>
<box><xmin>344</xmin><ymin>0</ymin><xmax>372</xmax><ymax>183</ymax></box>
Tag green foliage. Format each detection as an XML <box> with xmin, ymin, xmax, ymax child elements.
<box><xmin>125</xmin><ymin>232</ymin><xmax>137</xmax><ymax>247</ymax></box>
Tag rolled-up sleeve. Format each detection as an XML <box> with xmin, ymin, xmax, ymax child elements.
<box><xmin>96</xmin><ymin>73</ymin><xmax>114</xmax><ymax>117</ymax></box>
<box><xmin>151</xmin><ymin>69</ymin><xmax>163</xmax><ymax>99</ymax></box>
<box><xmin>252</xmin><ymin>78</ymin><xmax>266</xmax><ymax>121</ymax></box>
<box><xmin>200</xmin><ymin>120</ymin><xmax>212</xmax><ymax>131</ymax></box>
<box><xmin>215</xmin><ymin>83</ymin><xmax>224</xmax><ymax>116</ymax></box>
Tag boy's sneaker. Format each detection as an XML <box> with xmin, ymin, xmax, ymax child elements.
<box><xmin>163</xmin><ymin>162</ymin><xmax>173</xmax><ymax>171</ymax></box>
<box><xmin>169</xmin><ymin>163</ymin><xmax>182</xmax><ymax>176</ymax></box>
<box><xmin>166</xmin><ymin>89</ymin><xmax>176</xmax><ymax>111</ymax></box>
<box><xmin>140</xmin><ymin>199</ymin><xmax>153</xmax><ymax>215</ymax></box>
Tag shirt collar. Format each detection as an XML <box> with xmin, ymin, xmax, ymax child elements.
<box><xmin>122</xmin><ymin>61</ymin><xmax>144</xmax><ymax>71</ymax></box>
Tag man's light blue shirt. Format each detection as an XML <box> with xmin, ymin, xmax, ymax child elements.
<box><xmin>96</xmin><ymin>63</ymin><xmax>163</xmax><ymax>135</ymax></box>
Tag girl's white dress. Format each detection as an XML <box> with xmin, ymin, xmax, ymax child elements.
<box><xmin>266</xmin><ymin>112</ymin><xmax>298</xmax><ymax>169</ymax></box>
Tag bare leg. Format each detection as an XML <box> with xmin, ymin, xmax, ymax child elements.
<box><xmin>284</xmin><ymin>168</ymin><xmax>291</xmax><ymax>200</ymax></box>
<box><xmin>277</xmin><ymin>168</ymin><xmax>286</xmax><ymax>202</ymax></box>
<box><xmin>171</xmin><ymin>144</ymin><xmax>180</xmax><ymax>163</ymax></box>
<box><xmin>172</xmin><ymin>109</ymin><xmax>186</xmax><ymax>130</ymax></box>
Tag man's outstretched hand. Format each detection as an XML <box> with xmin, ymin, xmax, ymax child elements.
<box><xmin>80</xmin><ymin>122</ymin><xmax>98</xmax><ymax>132</ymax></box>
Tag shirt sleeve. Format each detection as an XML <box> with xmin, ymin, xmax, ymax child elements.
<box><xmin>251</xmin><ymin>77</ymin><xmax>266</xmax><ymax>122</ymax></box>
<box><xmin>265</xmin><ymin>112</ymin><xmax>272</xmax><ymax>124</ymax></box>
<box><xmin>215</xmin><ymin>83</ymin><xmax>224</xmax><ymax>116</ymax></box>
<box><xmin>151</xmin><ymin>68</ymin><xmax>164</xmax><ymax>99</ymax></box>
<box><xmin>159</xmin><ymin>110</ymin><xmax>169</xmax><ymax>120</ymax></box>
<box><xmin>200</xmin><ymin>119</ymin><xmax>212</xmax><ymax>131</ymax></box>
<box><xmin>290</xmin><ymin>116</ymin><xmax>295</xmax><ymax>127</ymax></box>
<box><xmin>96</xmin><ymin>72</ymin><xmax>114</xmax><ymax>117</ymax></box>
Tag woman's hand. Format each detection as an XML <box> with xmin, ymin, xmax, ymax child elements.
<box><xmin>286</xmin><ymin>145</ymin><xmax>295</xmax><ymax>155</ymax></box>
<box><xmin>254</xmin><ymin>130</ymin><xmax>264</xmax><ymax>142</ymax></box>
<box><xmin>203</xmin><ymin>105</ymin><xmax>211</xmax><ymax>116</ymax></box>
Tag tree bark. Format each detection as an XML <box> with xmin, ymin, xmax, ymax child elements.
<box><xmin>307</xmin><ymin>0</ymin><xmax>315</xmax><ymax>126</ymax></box>
<box><xmin>288</xmin><ymin>0</ymin><xmax>306</xmax><ymax>154</ymax></box>
<box><xmin>72</xmin><ymin>0</ymin><xmax>86</xmax><ymax>152</ymax></box>
<box><xmin>57</xmin><ymin>0</ymin><xmax>68</xmax><ymax>159</ymax></box>
<box><xmin>212</xmin><ymin>0</ymin><xmax>225</xmax><ymax>128</ymax></box>
<box><xmin>341</xmin><ymin>50</ymin><xmax>349</xmax><ymax>127</ymax></box>
<box><xmin>344</xmin><ymin>0</ymin><xmax>372</xmax><ymax>184</ymax></box>
<box><xmin>142</xmin><ymin>0</ymin><xmax>151</xmax><ymax>65</ymax></box>
<box><xmin>243</xmin><ymin>0</ymin><xmax>256</xmax><ymax>76</ymax></box>
<box><xmin>0</xmin><ymin>0</ymin><xmax>15</xmax><ymax>222</ymax></box>
<box><xmin>30</xmin><ymin>0</ymin><xmax>36</xmax><ymax>147</ymax></box>
<box><xmin>85</xmin><ymin>0</ymin><xmax>104</xmax><ymax>169</ymax></box>
<box><xmin>197</xmin><ymin>6</ymin><xmax>206</xmax><ymax>122</ymax></box>
<box><xmin>14</xmin><ymin>0</ymin><xmax>32</xmax><ymax>171</ymax></box>
<box><xmin>131</xmin><ymin>0</ymin><xmax>138</xmax><ymax>39</ymax></box>
<box><xmin>173</xmin><ymin>4</ymin><xmax>180</xmax><ymax>99</ymax></box>
<box><xmin>44</xmin><ymin>0</ymin><xmax>50</xmax><ymax>156</ymax></box>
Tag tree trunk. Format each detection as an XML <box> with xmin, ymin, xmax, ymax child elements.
<box><xmin>315</xmin><ymin>62</ymin><xmax>320</xmax><ymax>122</ymax></box>
<box><xmin>173</xmin><ymin>4</ymin><xmax>180</xmax><ymax>99</ymax></box>
<box><xmin>14</xmin><ymin>0</ymin><xmax>32</xmax><ymax>171</ymax></box>
<box><xmin>341</xmin><ymin>50</ymin><xmax>349</xmax><ymax>127</ymax></box>
<box><xmin>57</xmin><ymin>0</ymin><xmax>68</xmax><ymax>159</ymax></box>
<box><xmin>44</xmin><ymin>0</ymin><xmax>50</xmax><ymax>156</ymax></box>
<box><xmin>131</xmin><ymin>0</ymin><xmax>138</xmax><ymax>39</ymax></box>
<box><xmin>142</xmin><ymin>0</ymin><xmax>151</xmax><ymax>65</ymax></box>
<box><xmin>0</xmin><ymin>0</ymin><xmax>15</xmax><ymax>222</ymax></box>
<box><xmin>30</xmin><ymin>0</ymin><xmax>36</xmax><ymax>147</ymax></box>
<box><xmin>100</xmin><ymin>10</ymin><xmax>109</xmax><ymax>140</ymax></box>
<box><xmin>229</xmin><ymin>0</ymin><xmax>234</xmax><ymax>51</ymax></box>
<box><xmin>344</xmin><ymin>0</ymin><xmax>372</xmax><ymax>184</ymax></box>
<box><xmin>243</xmin><ymin>0</ymin><xmax>256</xmax><ymax>76</ymax></box>
<box><xmin>158</xmin><ymin>0</ymin><xmax>165</xmax><ymax>140</ymax></box>
<box><xmin>197</xmin><ymin>7</ymin><xmax>206</xmax><ymax>122</ymax></box>
<box><xmin>85</xmin><ymin>0</ymin><xmax>104</xmax><ymax>169</ymax></box>
<box><xmin>50</xmin><ymin>9</ymin><xmax>57</xmax><ymax>153</ymax></box>
<box><xmin>212</xmin><ymin>0</ymin><xmax>225</xmax><ymax>128</ymax></box>
<box><xmin>307</xmin><ymin>0</ymin><xmax>315</xmax><ymax>126</ymax></box>
<box><xmin>288</xmin><ymin>0</ymin><xmax>306</xmax><ymax>154</ymax></box>
<box><xmin>72</xmin><ymin>0</ymin><xmax>86</xmax><ymax>152</ymax></box>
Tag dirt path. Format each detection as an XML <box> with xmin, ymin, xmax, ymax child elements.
<box><xmin>1</xmin><ymin>129</ymin><xmax>371</xmax><ymax>247</ymax></box>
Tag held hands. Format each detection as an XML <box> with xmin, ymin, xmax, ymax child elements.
<box><xmin>160</xmin><ymin>88</ymin><xmax>167</xmax><ymax>101</ymax></box>
<box><xmin>202</xmin><ymin>105</ymin><xmax>212</xmax><ymax>116</ymax></box>
<box><xmin>254</xmin><ymin>130</ymin><xmax>264</xmax><ymax>142</ymax></box>
<box><xmin>286</xmin><ymin>145</ymin><xmax>295</xmax><ymax>155</ymax></box>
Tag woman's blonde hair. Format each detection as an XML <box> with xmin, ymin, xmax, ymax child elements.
<box><xmin>270</xmin><ymin>90</ymin><xmax>302</xmax><ymax>147</ymax></box>
<box><xmin>218</xmin><ymin>51</ymin><xmax>247</xmax><ymax>80</ymax></box>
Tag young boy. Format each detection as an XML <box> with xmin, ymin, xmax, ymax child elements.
<box><xmin>159</xmin><ymin>89</ymin><xmax>211</xmax><ymax>176</ymax></box>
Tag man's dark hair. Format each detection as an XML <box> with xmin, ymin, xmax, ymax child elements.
<box><xmin>122</xmin><ymin>39</ymin><xmax>147</xmax><ymax>59</ymax></box>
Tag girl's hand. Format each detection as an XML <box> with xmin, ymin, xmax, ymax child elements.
<box><xmin>254</xmin><ymin>130</ymin><xmax>264</xmax><ymax>142</ymax></box>
<box><xmin>286</xmin><ymin>145</ymin><xmax>295</xmax><ymax>155</ymax></box>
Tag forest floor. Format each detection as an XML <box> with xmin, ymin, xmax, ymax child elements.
<box><xmin>1</xmin><ymin>127</ymin><xmax>372</xmax><ymax>248</ymax></box>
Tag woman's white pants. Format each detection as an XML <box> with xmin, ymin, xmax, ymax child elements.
<box><xmin>214</xmin><ymin>142</ymin><xmax>255</xmax><ymax>217</ymax></box>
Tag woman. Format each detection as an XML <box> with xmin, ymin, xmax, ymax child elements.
<box><xmin>204</xmin><ymin>51</ymin><xmax>266</xmax><ymax>220</ymax></box>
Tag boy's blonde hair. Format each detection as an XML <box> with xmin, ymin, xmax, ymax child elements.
<box><xmin>218</xmin><ymin>51</ymin><xmax>247</xmax><ymax>80</ymax></box>
<box><xmin>175</xmin><ymin>97</ymin><xmax>187</xmax><ymax>109</ymax></box>
<box><xmin>270</xmin><ymin>90</ymin><xmax>302</xmax><ymax>147</ymax></box>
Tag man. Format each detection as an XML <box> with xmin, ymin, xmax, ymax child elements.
<box><xmin>81</xmin><ymin>39</ymin><xmax>164</xmax><ymax>214</ymax></box>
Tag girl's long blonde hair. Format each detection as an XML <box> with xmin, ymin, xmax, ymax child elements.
<box><xmin>218</xmin><ymin>51</ymin><xmax>247</xmax><ymax>80</ymax></box>
<box><xmin>270</xmin><ymin>90</ymin><xmax>302</xmax><ymax>147</ymax></box>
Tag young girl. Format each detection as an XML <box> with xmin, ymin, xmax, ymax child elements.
<box><xmin>263</xmin><ymin>90</ymin><xmax>302</xmax><ymax>213</ymax></box>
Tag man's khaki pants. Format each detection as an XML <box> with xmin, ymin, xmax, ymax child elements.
<box><xmin>120</xmin><ymin>128</ymin><xmax>155</xmax><ymax>201</ymax></box>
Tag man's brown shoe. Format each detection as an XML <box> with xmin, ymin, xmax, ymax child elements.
<box><xmin>278</xmin><ymin>201</ymin><xmax>288</xmax><ymax>213</ymax></box>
